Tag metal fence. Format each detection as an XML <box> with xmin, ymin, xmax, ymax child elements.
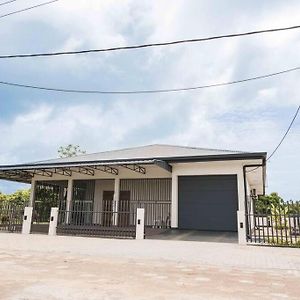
<box><xmin>0</xmin><ymin>203</ymin><xmax>24</xmax><ymax>233</ymax></box>
<box><xmin>130</xmin><ymin>200</ymin><xmax>171</xmax><ymax>228</ymax></box>
<box><xmin>246</xmin><ymin>197</ymin><xmax>300</xmax><ymax>247</ymax></box>
<box><xmin>57</xmin><ymin>209</ymin><xmax>136</xmax><ymax>238</ymax></box>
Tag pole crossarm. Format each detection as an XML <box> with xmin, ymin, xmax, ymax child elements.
<box><xmin>121</xmin><ymin>164</ymin><xmax>146</xmax><ymax>174</ymax></box>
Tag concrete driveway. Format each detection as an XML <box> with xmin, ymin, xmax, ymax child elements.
<box><xmin>147</xmin><ymin>229</ymin><xmax>238</xmax><ymax>243</ymax></box>
<box><xmin>0</xmin><ymin>233</ymin><xmax>300</xmax><ymax>299</ymax></box>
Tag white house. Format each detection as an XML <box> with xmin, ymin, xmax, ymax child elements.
<box><xmin>0</xmin><ymin>144</ymin><xmax>266</xmax><ymax>243</ymax></box>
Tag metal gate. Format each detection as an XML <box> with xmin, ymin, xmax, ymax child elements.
<box><xmin>56</xmin><ymin>208</ymin><xmax>137</xmax><ymax>238</ymax></box>
<box><xmin>32</xmin><ymin>181</ymin><xmax>67</xmax><ymax>234</ymax></box>
<box><xmin>0</xmin><ymin>203</ymin><xmax>24</xmax><ymax>233</ymax></box>
<box><xmin>246</xmin><ymin>196</ymin><xmax>300</xmax><ymax>247</ymax></box>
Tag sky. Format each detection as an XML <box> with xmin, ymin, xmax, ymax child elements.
<box><xmin>0</xmin><ymin>0</ymin><xmax>300</xmax><ymax>200</ymax></box>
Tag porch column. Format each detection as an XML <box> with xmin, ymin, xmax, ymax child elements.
<box><xmin>113</xmin><ymin>178</ymin><xmax>120</xmax><ymax>226</ymax></box>
<box><xmin>29</xmin><ymin>179</ymin><xmax>36</xmax><ymax>207</ymax></box>
<box><xmin>171</xmin><ymin>174</ymin><xmax>178</xmax><ymax>228</ymax></box>
<box><xmin>66</xmin><ymin>179</ymin><xmax>73</xmax><ymax>224</ymax></box>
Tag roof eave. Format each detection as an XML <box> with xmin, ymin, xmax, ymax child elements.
<box><xmin>0</xmin><ymin>152</ymin><xmax>267</xmax><ymax>171</ymax></box>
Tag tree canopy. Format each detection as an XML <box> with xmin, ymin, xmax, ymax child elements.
<box><xmin>0</xmin><ymin>189</ymin><xmax>30</xmax><ymax>206</ymax></box>
<box><xmin>58</xmin><ymin>144</ymin><xmax>86</xmax><ymax>158</ymax></box>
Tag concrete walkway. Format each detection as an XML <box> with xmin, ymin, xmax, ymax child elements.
<box><xmin>1</xmin><ymin>233</ymin><xmax>300</xmax><ymax>271</ymax></box>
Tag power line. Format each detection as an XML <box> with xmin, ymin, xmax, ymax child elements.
<box><xmin>247</xmin><ymin>105</ymin><xmax>300</xmax><ymax>173</ymax></box>
<box><xmin>0</xmin><ymin>0</ymin><xmax>59</xmax><ymax>19</ymax></box>
<box><xmin>0</xmin><ymin>0</ymin><xmax>18</xmax><ymax>6</ymax></box>
<box><xmin>0</xmin><ymin>65</ymin><xmax>299</xmax><ymax>95</ymax></box>
<box><xmin>0</xmin><ymin>24</ymin><xmax>300</xmax><ymax>58</ymax></box>
<box><xmin>267</xmin><ymin>105</ymin><xmax>300</xmax><ymax>161</ymax></box>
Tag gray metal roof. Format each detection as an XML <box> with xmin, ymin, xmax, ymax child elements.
<box><xmin>28</xmin><ymin>144</ymin><xmax>246</xmax><ymax>165</ymax></box>
<box><xmin>0</xmin><ymin>144</ymin><xmax>266</xmax><ymax>171</ymax></box>
<box><xmin>0</xmin><ymin>144</ymin><xmax>266</xmax><ymax>184</ymax></box>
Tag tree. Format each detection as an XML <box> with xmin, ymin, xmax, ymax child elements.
<box><xmin>0</xmin><ymin>192</ymin><xmax>7</xmax><ymax>202</ymax></box>
<box><xmin>0</xmin><ymin>189</ymin><xmax>30</xmax><ymax>206</ymax></box>
<box><xmin>9</xmin><ymin>189</ymin><xmax>30</xmax><ymax>206</ymax></box>
<box><xmin>255</xmin><ymin>192</ymin><xmax>284</xmax><ymax>214</ymax></box>
<box><xmin>58</xmin><ymin>144</ymin><xmax>86</xmax><ymax>158</ymax></box>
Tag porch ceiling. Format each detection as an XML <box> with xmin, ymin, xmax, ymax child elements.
<box><xmin>0</xmin><ymin>159</ymin><xmax>172</xmax><ymax>183</ymax></box>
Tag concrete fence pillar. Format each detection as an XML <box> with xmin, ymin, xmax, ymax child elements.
<box><xmin>48</xmin><ymin>207</ymin><xmax>59</xmax><ymax>236</ymax></box>
<box><xmin>136</xmin><ymin>208</ymin><xmax>145</xmax><ymax>240</ymax></box>
<box><xmin>237</xmin><ymin>210</ymin><xmax>247</xmax><ymax>245</ymax></box>
<box><xmin>22</xmin><ymin>207</ymin><xmax>33</xmax><ymax>234</ymax></box>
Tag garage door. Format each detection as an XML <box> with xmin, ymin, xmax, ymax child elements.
<box><xmin>178</xmin><ymin>175</ymin><xmax>238</xmax><ymax>231</ymax></box>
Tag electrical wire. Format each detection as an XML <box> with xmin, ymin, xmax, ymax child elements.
<box><xmin>247</xmin><ymin>105</ymin><xmax>300</xmax><ymax>173</ymax></box>
<box><xmin>0</xmin><ymin>65</ymin><xmax>299</xmax><ymax>95</ymax></box>
<box><xmin>0</xmin><ymin>0</ymin><xmax>59</xmax><ymax>19</ymax></box>
<box><xmin>0</xmin><ymin>0</ymin><xmax>18</xmax><ymax>6</ymax></box>
<box><xmin>0</xmin><ymin>24</ymin><xmax>300</xmax><ymax>58</ymax></box>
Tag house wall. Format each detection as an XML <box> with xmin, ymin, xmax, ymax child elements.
<box><xmin>170</xmin><ymin>159</ymin><xmax>263</xmax><ymax>244</ymax></box>
<box><xmin>31</xmin><ymin>158</ymin><xmax>263</xmax><ymax>243</ymax></box>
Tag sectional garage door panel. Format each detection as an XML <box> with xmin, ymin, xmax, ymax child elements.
<box><xmin>178</xmin><ymin>175</ymin><xmax>238</xmax><ymax>231</ymax></box>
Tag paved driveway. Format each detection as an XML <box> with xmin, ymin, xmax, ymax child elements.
<box><xmin>0</xmin><ymin>233</ymin><xmax>300</xmax><ymax>299</ymax></box>
<box><xmin>147</xmin><ymin>229</ymin><xmax>238</xmax><ymax>243</ymax></box>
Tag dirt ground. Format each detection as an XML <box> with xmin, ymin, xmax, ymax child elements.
<box><xmin>0</xmin><ymin>234</ymin><xmax>300</xmax><ymax>299</ymax></box>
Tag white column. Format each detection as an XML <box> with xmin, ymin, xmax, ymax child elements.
<box><xmin>237</xmin><ymin>211</ymin><xmax>247</xmax><ymax>245</ymax></box>
<box><xmin>136</xmin><ymin>208</ymin><xmax>145</xmax><ymax>240</ymax></box>
<box><xmin>22</xmin><ymin>207</ymin><xmax>33</xmax><ymax>234</ymax></box>
<box><xmin>237</xmin><ymin>171</ymin><xmax>247</xmax><ymax>244</ymax></box>
<box><xmin>66</xmin><ymin>179</ymin><xmax>73</xmax><ymax>224</ymax></box>
<box><xmin>48</xmin><ymin>207</ymin><xmax>59</xmax><ymax>236</ymax></box>
<box><xmin>113</xmin><ymin>178</ymin><xmax>120</xmax><ymax>226</ymax></box>
<box><xmin>29</xmin><ymin>179</ymin><xmax>36</xmax><ymax>207</ymax></box>
<box><xmin>171</xmin><ymin>174</ymin><xmax>178</xmax><ymax>228</ymax></box>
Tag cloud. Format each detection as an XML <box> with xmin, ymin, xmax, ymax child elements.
<box><xmin>1</xmin><ymin>0</ymin><xmax>300</xmax><ymax>200</ymax></box>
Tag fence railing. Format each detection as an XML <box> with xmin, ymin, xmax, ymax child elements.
<box><xmin>0</xmin><ymin>203</ymin><xmax>24</xmax><ymax>233</ymax></box>
<box><xmin>246</xmin><ymin>199</ymin><xmax>300</xmax><ymax>247</ymax></box>
<box><xmin>57</xmin><ymin>209</ymin><xmax>136</xmax><ymax>238</ymax></box>
<box><xmin>130</xmin><ymin>201</ymin><xmax>171</xmax><ymax>228</ymax></box>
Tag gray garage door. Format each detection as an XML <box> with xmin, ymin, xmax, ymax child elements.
<box><xmin>178</xmin><ymin>175</ymin><xmax>238</xmax><ymax>231</ymax></box>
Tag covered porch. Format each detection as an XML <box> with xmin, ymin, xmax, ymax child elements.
<box><xmin>0</xmin><ymin>159</ymin><xmax>173</xmax><ymax>238</ymax></box>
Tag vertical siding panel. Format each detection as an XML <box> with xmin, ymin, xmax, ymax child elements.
<box><xmin>119</xmin><ymin>178</ymin><xmax>171</xmax><ymax>227</ymax></box>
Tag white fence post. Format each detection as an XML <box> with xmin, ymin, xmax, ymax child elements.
<box><xmin>48</xmin><ymin>207</ymin><xmax>59</xmax><ymax>236</ymax></box>
<box><xmin>237</xmin><ymin>210</ymin><xmax>247</xmax><ymax>245</ymax></box>
<box><xmin>136</xmin><ymin>208</ymin><xmax>145</xmax><ymax>240</ymax></box>
<box><xmin>22</xmin><ymin>207</ymin><xmax>33</xmax><ymax>234</ymax></box>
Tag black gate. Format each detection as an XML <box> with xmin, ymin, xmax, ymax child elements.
<box><xmin>246</xmin><ymin>196</ymin><xmax>300</xmax><ymax>247</ymax></box>
<box><xmin>32</xmin><ymin>181</ymin><xmax>68</xmax><ymax>234</ymax></box>
<box><xmin>0</xmin><ymin>203</ymin><xmax>24</xmax><ymax>233</ymax></box>
<box><xmin>57</xmin><ymin>208</ymin><xmax>136</xmax><ymax>238</ymax></box>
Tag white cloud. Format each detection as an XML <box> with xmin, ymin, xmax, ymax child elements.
<box><xmin>1</xmin><ymin>0</ymin><xmax>300</xmax><ymax>199</ymax></box>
